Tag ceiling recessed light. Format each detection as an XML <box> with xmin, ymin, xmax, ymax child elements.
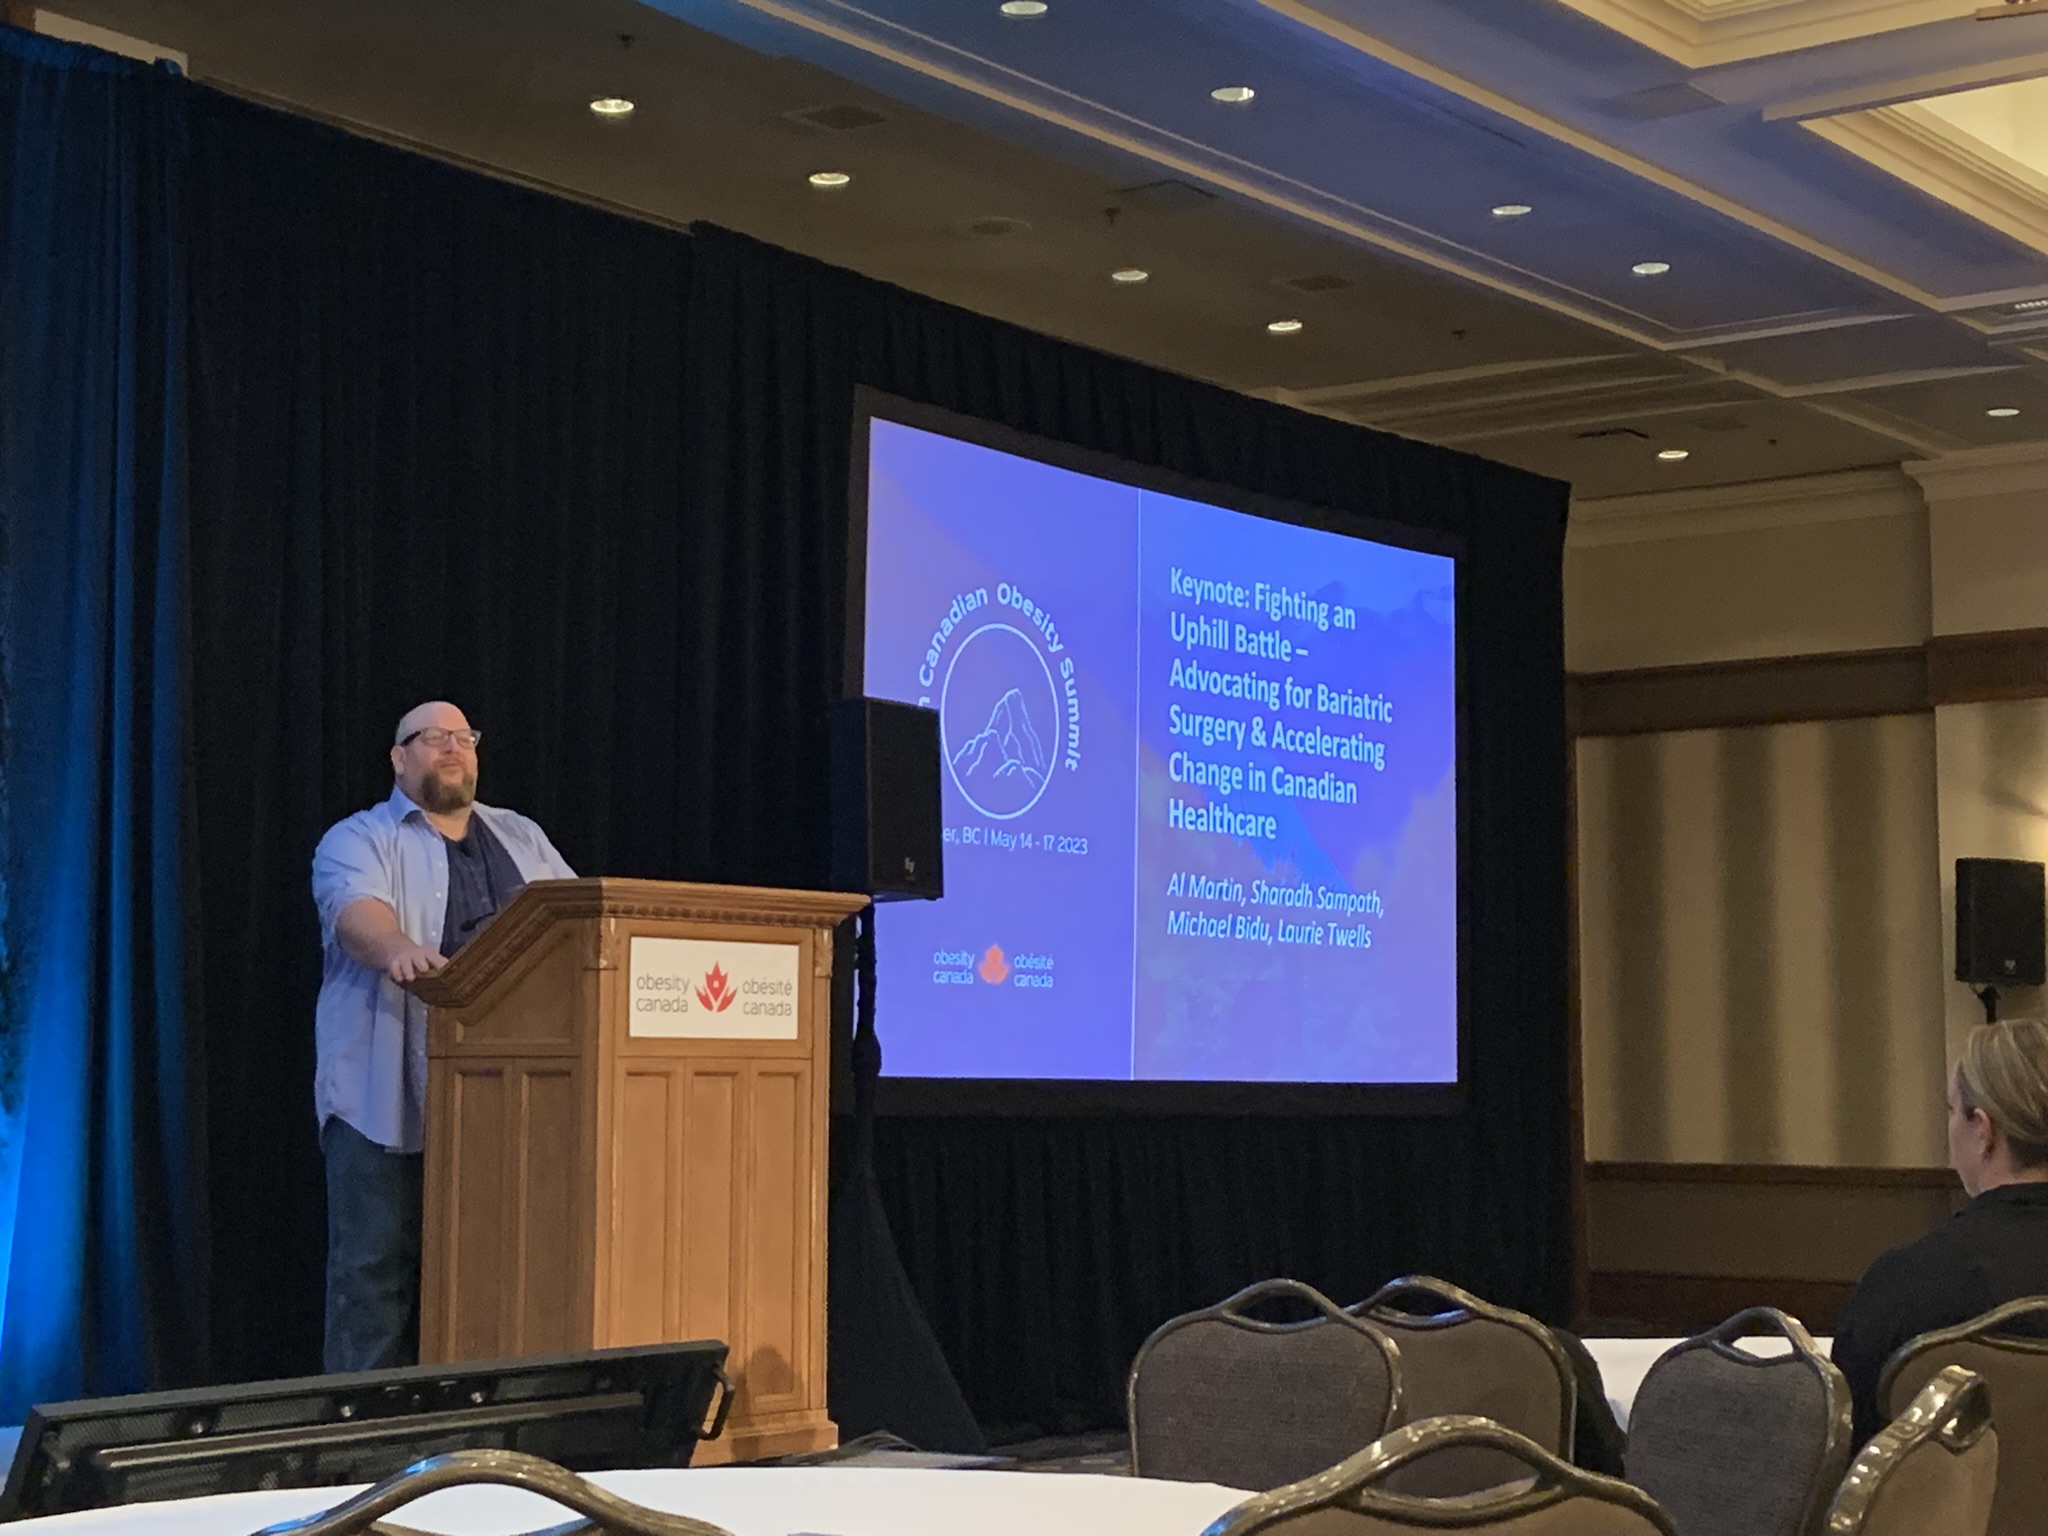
<box><xmin>1987</xmin><ymin>406</ymin><xmax>2022</xmax><ymax>417</ymax></box>
<box><xmin>1656</xmin><ymin>448</ymin><xmax>1690</xmax><ymax>461</ymax></box>
<box><xmin>1111</xmin><ymin>268</ymin><xmax>1150</xmax><ymax>284</ymax></box>
<box><xmin>808</xmin><ymin>171</ymin><xmax>852</xmax><ymax>188</ymax></box>
<box><xmin>2013</xmin><ymin>298</ymin><xmax>2048</xmax><ymax>312</ymax></box>
<box><xmin>589</xmin><ymin>97</ymin><xmax>635</xmax><ymax>119</ymax></box>
<box><xmin>999</xmin><ymin>0</ymin><xmax>1048</xmax><ymax>13</ymax></box>
<box><xmin>1211</xmin><ymin>85</ymin><xmax>1256</xmax><ymax>104</ymax></box>
<box><xmin>1632</xmin><ymin>261</ymin><xmax>1671</xmax><ymax>277</ymax></box>
<box><xmin>1491</xmin><ymin>204</ymin><xmax>1533</xmax><ymax>218</ymax></box>
<box><xmin>1267</xmin><ymin>318</ymin><xmax>1304</xmax><ymax>334</ymax></box>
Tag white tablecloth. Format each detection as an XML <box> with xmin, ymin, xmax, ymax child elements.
<box><xmin>3</xmin><ymin>1340</ymin><xmax>1852</xmax><ymax>1532</ymax></box>
<box><xmin>1584</xmin><ymin>1336</ymin><xmax>1833</xmax><ymax>1429</ymax></box>
<box><xmin>10</xmin><ymin>1467</ymin><xmax>1251</xmax><ymax>1536</ymax></box>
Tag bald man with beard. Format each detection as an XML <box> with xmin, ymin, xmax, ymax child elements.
<box><xmin>310</xmin><ymin>701</ymin><xmax>575</xmax><ymax>1372</ymax></box>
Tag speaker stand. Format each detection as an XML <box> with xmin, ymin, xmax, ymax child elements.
<box><xmin>1977</xmin><ymin>985</ymin><xmax>2000</xmax><ymax>1023</ymax></box>
<box><xmin>824</xmin><ymin>908</ymin><xmax>984</xmax><ymax>1453</ymax></box>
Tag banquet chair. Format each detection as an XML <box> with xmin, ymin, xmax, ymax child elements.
<box><xmin>1879</xmin><ymin>1295</ymin><xmax>2048</xmax><ymax>1536</ymax></box>
<box><xmin>1128</xmin><ymin>1278</ymin><xmax>1403</xmax><ymax>1491</ymax></box>
<box><xmin>1201</xmin><ymin>1414</ymin><xmax>1675</xmax><ymax>1536</ymax></box>
<box><xmin>1623</xmin><ymin>1308</ymin><xmax>1852</xmax><ymax>1536</ymax></box>
<box><xmin>248</xmin><ymin>1449</ymin><xmax>737</xmax><ymax>1536</ymax></box>
<box><xmin>1826</xmin><ymin>1366</ymin><xmax>1997</xmax><ymax>1536</ymax></box>
<box><xmin>1348</xmin><ymin>1276</ymin><xmax>1576</xmax><ymax>1495</ymax></box>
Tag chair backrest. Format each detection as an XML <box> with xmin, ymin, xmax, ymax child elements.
<box><xmin>1201</xmin><ymin>1414</ymin><xmax>1677</xmax><ymax>1536</ymax></box>
<box><xmin>1622</xmin><ymin>1307</ymin><xmax>1853</xmax><ymax>1536</ymax></box>
<box><xmin>1349</xmin><ymin>1276</ymin><xmax>1576</xmax><ymax>1496</ymax></box>
<box><xmin>1878</xmin><ymin>1296</ymin><xmax>2048</xmax><ymax>1536</ymax></box>
<box><xmin>1827</xmin><ymin>1366</ymin><xmax>1997</xmax><ymax>1536</ymax></box>
<box><xmin>1128</xmin><ymin>1278</ymin><xmax>1403</xmax><ymax>1491</ymax></box>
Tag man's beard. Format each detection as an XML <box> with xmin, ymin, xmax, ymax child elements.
<box><xmin>417</xmin><ymin>769</ymin><xmax>476</xmax><ymax>813</ymax></box>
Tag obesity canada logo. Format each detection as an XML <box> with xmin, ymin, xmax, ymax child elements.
<box><xmin>696</xmin><ymin>964</ymin><xmax>735</xmax><ymax>1013</ymax></box>
<box><xmin>932</xmin><ymin>943</ymin><xmax>1054</xmax><ymax>991</ymax></box>
<box><xmin>916</xmin><ymin>582</ymin><xmax>1082</xmax><ymax>820</ymax></box>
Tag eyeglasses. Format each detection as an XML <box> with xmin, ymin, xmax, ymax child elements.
<box><xmin>400</xmin><ymin>727</ymin><xmax>482</xmax><ymax>750</ymax></box>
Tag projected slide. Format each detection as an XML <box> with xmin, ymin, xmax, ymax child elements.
<box><xmin>861</xmin><ymin>417</ymin><xmax>1456</xmax><ymax>1084</ymax></box>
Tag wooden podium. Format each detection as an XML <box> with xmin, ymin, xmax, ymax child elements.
<box><xmin>411</xmin><ymin>877</ymin><xmax>867</xmax><ymax>1464</ymax></box>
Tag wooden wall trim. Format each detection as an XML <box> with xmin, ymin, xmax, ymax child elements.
<box><xmin>1587</xmin><ymin>1161</ymin><xmax>1957</xmax><ymax>1190</ymax></box>
<box><xmin>1</xmin><ymin>5</ymin><xmax>37</xmax><ymax>30</ymax></box>
<box><xmin>1927</xmin><ymin>627</ymin><xmax>2048</xmax><ymax>706</ymax></box>
<box><xmin>1570</xmin><ymin>627</ymin><xmax>2048</xmax><ymax>736</ymax></box>
<box><xmin>1584</xmin><ymin>1272</ymin><xmax>1856</xmax><ymax>1334</ymax></box>
<box><xmin>1569</xmin><ymin>647</ymin><xmax>1926</xmax><ymax>737</ymax></box>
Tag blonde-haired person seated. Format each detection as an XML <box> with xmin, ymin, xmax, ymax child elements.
<box><xmin>1832</xmin><ymin>1017</ymin><xmax>2048</xmax><ymax>1445</ymax></box>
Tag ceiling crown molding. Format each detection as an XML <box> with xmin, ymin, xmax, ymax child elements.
<box><xmin>1803</xmin><ymin>102</ymin><xmax>2048</xmax><ymax>260</ymax></box>
<box><xmin>1550</xmin><ymin>0</ymin><xmax>1986</xmax><ymax>68</ymax></box>
<box><xmin>1903</xmin><ymin>440</ymin><xmax>2048</xmax><ymax>499</ymax></box>
<box><xmin>1281</xmin><ymin>354</ymin><xmax>1751</xmax><ymax>444</ymax></box>
<box><xmin>1569</xmin><ymin>464</ymin><xmax>1921</xmax><ymax>545</ymax></box>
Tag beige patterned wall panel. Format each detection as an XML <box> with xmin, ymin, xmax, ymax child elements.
<box><xmin>1579</xmin><ymin>713</ymin><xmax>1944</xmax><ymax>1165</ymax></box>
<box><xmin>1937</xmin><ymin>699</ymin><xmax>2048</xmax><ymax>1058</ymax></box>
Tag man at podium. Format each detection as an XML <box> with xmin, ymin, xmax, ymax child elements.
<box><xmin>310</xmin><ymin>701</ymin><xmax>576</xmax><ymax>1373</ymax></box>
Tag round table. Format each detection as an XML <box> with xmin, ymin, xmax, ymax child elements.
<box><xmin>10</xmin><ymin>1466</ymin><xmax>1251</xmax><ymax>1536</ymax></box>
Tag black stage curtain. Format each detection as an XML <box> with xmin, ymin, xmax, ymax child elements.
<box><xmin>0</xmin><ymin>29</ymin><xmax>207</xmax><ymax>1419</ymax></box>
<box><xmin>165</xmin><ymin>92</ymin><xmax>1564</xmax><ymax>1423</ymax></box>
<box><xmin>183</xmin><ymin>91</ymin><xmax>699</xmax><ymax>1380</ymax></box>
<box><xmin>683</xmin><ymin>226</ymin><xmax>1572</xmax><ymax>1436</ymax></box>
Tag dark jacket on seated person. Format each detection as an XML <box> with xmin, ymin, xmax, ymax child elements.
<box><xmin>1831</xmin><ymin>1181</ymin><xmax>2048</xmax><ymax>1445</ymax></box>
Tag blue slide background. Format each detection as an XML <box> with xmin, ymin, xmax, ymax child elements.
<box><xmin>862</xmin><ymin>417</ymin><xmax>1457</xmax><ymax>1083</ymax></box>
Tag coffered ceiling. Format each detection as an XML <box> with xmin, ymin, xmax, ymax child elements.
<box><xmin>31</xmin><ymin>0</ymin><xmax>2048</xmax><ymax>499</ymax></box>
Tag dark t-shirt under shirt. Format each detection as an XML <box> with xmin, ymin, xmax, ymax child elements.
<box><xmin>1831</xmin><ymin>1181</ymin><xmax>2048</xmax><ymax>1444</ymax></box>
<box><xmin>439</xmin><ymin>815</ymin><xmax>527</xmax><ymax>958</ymax></box>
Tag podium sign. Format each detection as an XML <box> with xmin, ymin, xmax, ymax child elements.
<box><xmin>628</xmin><ymin>936</ymin><xmax>802</xmax><ymax>1039</ymax></box>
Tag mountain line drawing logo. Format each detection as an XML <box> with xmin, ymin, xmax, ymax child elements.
<box><xmin>939</xmin><ymin>620</ymin><xmax>1066</xmax><ymax>820</ymax></box>
<box><xmin>952</xmin><ymin>690</ymin><xmax>1048</xmax><ymax>794</ymax></box>
<box><xmin>695</xmin><ymin>964</ymin><xmax>736</xmax><ymax>1013</ymax></box>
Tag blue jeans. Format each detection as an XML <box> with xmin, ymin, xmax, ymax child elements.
<box><xmin>321</xmin><ymin>1115</ymin><xmax>423</xmax><ymax>1374</ymax></box>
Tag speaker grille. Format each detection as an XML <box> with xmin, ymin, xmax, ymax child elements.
<box><xmin>1956</xmin><ymin>857</ymin><xmax>2046</xmax><ymax>986</ymax></box>
<box><xmin>831</xmin><ymin>698</ymin><xmax>944</xmax><ymax>902</ymax></box>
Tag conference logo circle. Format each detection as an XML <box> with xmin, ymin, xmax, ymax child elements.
<box><xmin>917</xmin><ymin>582</ymin><xmax>1079</xmax><ymax>822</ymax></box>
<box><xmin>942</xmin><ymin>623</ymin><xmax>1060</xmax><ymax>820</ymax></box>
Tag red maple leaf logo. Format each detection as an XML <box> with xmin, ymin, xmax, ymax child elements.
<box><xmin>978</xmin><ymin>945</ymin><xmax>1010</xmax><ymax>985</ymax></box>
<box><xmin>696</xmin><ymin>963</ymin><xmax>736</xmax><ymax>1012</ymax></box>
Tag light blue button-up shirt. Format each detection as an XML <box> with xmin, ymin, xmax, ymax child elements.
<box><xmin>311</xmin><ymin>786</ymin><xmax>576</xmax><ymax>1152</ymax></box>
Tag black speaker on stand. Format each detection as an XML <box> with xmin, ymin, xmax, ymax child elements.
<box><xmin>1955</xmin><ymin>857</ymin><xmax>2046</xmax><ymax>1023</ymax></box>
<box><xmin>822</xmin><ymin>699</ymin><xmax>983</xmax><ymax>1454</ymax></box>
<box><xmin>831</xmin><ymin>699</ymin><xmax>944</xmax><ymax>902</ymax></box>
